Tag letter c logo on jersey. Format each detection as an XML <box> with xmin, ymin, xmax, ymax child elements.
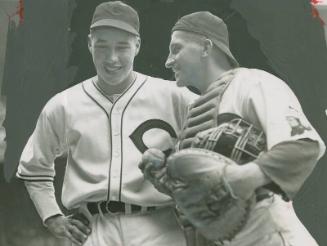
<box><xmin>130</xmin><ymin>119</ymin><xmax>177</xmax><ymax>156</ymax></box>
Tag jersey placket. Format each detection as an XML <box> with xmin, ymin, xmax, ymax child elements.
<box><xmin>106</xmin><ymin>74</ymin><xmax>147</xmax><ymax>202</ymax></box>
<box><xmin>109</xmin><ymin>104</ymin><xmax>123</xmax><ymax>201</ymax></box>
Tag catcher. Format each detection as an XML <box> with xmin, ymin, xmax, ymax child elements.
<box><xmin>139</xmin><ymin>11</ymin><xmax>326</xmax><ymax>246</ymax></box>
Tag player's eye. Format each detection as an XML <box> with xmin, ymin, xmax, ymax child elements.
<box><xmin>170</xmin><ymin>45</ymin><xmax>181</xmax><ymax>55</ymax></box>
<box><xmin>116</xmin><ymin>45</ymin><xmax>130</xmax><ymax>51</ymax></box>
<box><xmin>94</xmin><ymin>44</ymin><xmax>108</xmax><ymax>49</ymax></box>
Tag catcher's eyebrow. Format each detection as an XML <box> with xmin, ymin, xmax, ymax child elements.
<box><xmin>94</xmin><ymin>38</ymin><xmax>107</xmax><ymax>43</ymax></box>
<box><xmin>169</xmin><ymin>43</ymin><xmax>182</xmax><ymax>53</ymax></box>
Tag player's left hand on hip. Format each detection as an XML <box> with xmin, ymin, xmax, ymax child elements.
<box><xmin>45</xmin><ymin>214</ymin><xmax>91</xmax><ymax>246</ymax></box>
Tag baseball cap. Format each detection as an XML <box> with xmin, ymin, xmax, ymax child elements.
<box><xmin>172</xmin><ymin>11</ymin><xmax>239</xmax><ymax>67</ymax></box>
<box><xmin>90</xmin><ymin>1</ymin><xmax>140</xmax><ymax>36</ymax></box>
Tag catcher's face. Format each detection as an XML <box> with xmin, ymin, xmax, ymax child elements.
<box><xmin>88</xmin><ymin>27</ymin><xmax>140</xmax><ymax>88</ymax></box>
<box><xmin>165</xmin><ymin>31</ymin><xmax>205</xmax><ymax>89</ymax></box>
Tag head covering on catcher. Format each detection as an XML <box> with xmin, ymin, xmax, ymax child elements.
<box><xmin>172</xmin><ymin>11</ymin><xmax>239</xmax><ymax>67</ymax></box>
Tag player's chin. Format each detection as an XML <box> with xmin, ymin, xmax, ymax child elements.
<box><xmin>101</xmin><ymin>71</ymin><xmax>125</xmax><ymax>85</ymax></box>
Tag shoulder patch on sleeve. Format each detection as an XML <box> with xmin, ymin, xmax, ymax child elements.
<box><xmin>285</xmin><ymin>106</ymin><xmax>312</xmax><ymax>136</ymax></box>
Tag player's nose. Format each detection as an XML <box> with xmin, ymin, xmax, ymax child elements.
<box><xmin>165</xmin><ymin>54</ymin><xmax>175</xmax><ymax>69</ymax></box>
<box><xmin>106</xmin><ymin>49</ymin><xmax>119</xmax><ymax>63</ymax></box>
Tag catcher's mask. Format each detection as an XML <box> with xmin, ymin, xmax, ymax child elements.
<box><xmin>192</xmin><ymin>117</ymin><xmax>266</xmax><ymax>164</ymax></box>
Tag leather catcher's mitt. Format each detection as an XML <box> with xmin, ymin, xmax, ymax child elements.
<box><xmin>166</xmin><ymin>148</ymin><xmax>253</xmax><ymax>242</ymax></box>
<box><xmin>139</xmin><ymin>118</ymin><xmax>266</xmax><ymax>243</ymax></box>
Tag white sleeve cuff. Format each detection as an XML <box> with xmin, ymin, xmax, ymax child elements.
<box><xmin>24</xmin><ymin>181</ymin><xmax>63</xmax><ymax>223</ymax></box>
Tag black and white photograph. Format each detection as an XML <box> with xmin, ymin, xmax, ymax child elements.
<box><xmin>0</xmin><ymin>0</ymin><xmax>327</xmax><ymax>245</ymax></box>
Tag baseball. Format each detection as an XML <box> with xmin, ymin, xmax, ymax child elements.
<box><xmin>142</xmin><ymin>148</ymin><xmax>166</xmax><ymax>169</ymax></box>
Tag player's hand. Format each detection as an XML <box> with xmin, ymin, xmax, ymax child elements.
<box><xmin>139</xmin><ymin>148</ymin><xmax>166</xmax><ymax>178</ymax></box>
<box><xmin>139</xmin><ymin>149</ymin><xmax>171</xmax><ymax>195</ymax></box>
<box><xmin>224</xmin><ymin>163</ymin><xmax>267</xmax><ymax>200</ymax></box>
<box><xmin>45</xmin><ymin>214</ymin><xmax>91</xmax><ymax>245</ymax></box>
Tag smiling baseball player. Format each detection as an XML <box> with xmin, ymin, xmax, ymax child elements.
<box><xmin>148</xmin><ymin>11</ymin><xmax>325</xmax><ymax>246</ymax></box>
<box><xmin>16</xmin><ymin>2</ymin><xmax>196</xmax><ymax>245</ymax></box>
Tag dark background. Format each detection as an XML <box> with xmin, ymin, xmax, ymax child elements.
<box><xmin>1</xmin><ymin>0</ymin><xmax>326</xmax><ymax>245</ymax></box>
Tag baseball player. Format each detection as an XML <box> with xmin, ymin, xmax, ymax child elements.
<box><xmin>163</xmin><ymin>11</ymin><xmax>326</xmax><ymax>246</ymax></box>
<box><xmin>16</xmin><ymin>2</ymin><xmax>196</xmax><ymax>246</ymax></box>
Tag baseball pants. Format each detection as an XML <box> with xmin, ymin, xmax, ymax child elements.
<box><xmin>77</xmin><ymin>206</ymin><xmax>187</xmax><ymax>246</ymax></box>
<box><xmin>221</xmin><ymin>194</ymin><xmax>318</xmax><ymax>246</ymax></box>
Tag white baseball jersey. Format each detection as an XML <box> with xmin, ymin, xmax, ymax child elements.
<box><xmin>186</xmin><ymin>68</ymin><xmax>324</xmax><ymax>246</ymax></box>
<box><xmin>16</xmin><ymin>72</ymin><xmax>197</xmax><ymax>221</ymax></box>
<box><xmin>219</xmin><ymin>68</ymin><xmax>324</xmax><ymax>153</ymax></box>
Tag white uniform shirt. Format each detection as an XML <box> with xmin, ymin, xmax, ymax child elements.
<box><xmin>219</xmin><ymin>68</ymin><xmax>325</xmax><ymax>157</ymax></box>
<box><xmin>17</xmin><ymin>72</ymin><xmax>197</xmax><ymax>221</ymax></box>
<box><xmin>217</xmin><ymin>68</ymin><xmax>325</xmax><ymax>198</ymax></box>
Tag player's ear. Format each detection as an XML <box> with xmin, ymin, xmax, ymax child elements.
<box><xmin>134</xmin><ymin>36</ymin><xmax>141</xmax><ymax>56</ymax></box>
<box><xmin>87</xmin><ymin>34</ymin><xmax>93</xmax><ymax>54</ymax></box>
<box><xmin>202</xmin><ymin>38</ymin><xmax>213</xmax><ymax>57</ymax></box>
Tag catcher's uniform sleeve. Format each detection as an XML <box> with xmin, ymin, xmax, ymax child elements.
<box><xmin>243</xmin><ymin>70</ymin><xmax>325</xmax><ymax>199</ymax></box>
<box><xmin>254</xmin><ymin>139</ymin><xmax>319</xmax><ymax>200</ymax></box>
<box><xmin>16</xmin><ymin>94</ymin><xmax>67</xmax><ymax>221</ymax></box>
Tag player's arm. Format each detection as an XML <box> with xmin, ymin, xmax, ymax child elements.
<box><xmin>225</xmin><ymin>139</ymin><xmax>320</xmax><ymax>200</ymax></box>
<box><xmin>16</xmin><ymin>105</ymin><xmax>64</xmax><ymax>220</ymax></box>
<box><xmin>235</xmin><ymin>71</ymin><xmax>325</xmax><ymax>200</ymax></box>
<box><xmin>24</xmin><ymin>181</ymin><xmax>91</xmax><ymax>245</ymax></box>
<box><xmin>16</xmin><ymin>95</ymin><xmax>91</xmax><ymax>245</ymax></box>
<box><xmin>252</xmin><ymin>138</ymin><xmax>320</xmax><ymax>199</ymax></box>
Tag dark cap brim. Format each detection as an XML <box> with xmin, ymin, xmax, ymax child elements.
<box><xmin>90</xmin><ymin>19</ymin><xmax>139</xmax><ymax>36</ymax></box>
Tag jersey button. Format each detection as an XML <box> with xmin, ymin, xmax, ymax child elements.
<box><xmin>112</xmin><ymin>107</ymin><xmax>122</xmax><ymax>115</ymax></box>
<box><xmin>113</xmin><ymin>151</ymin><xmax>120</xmax><ymax>157</ymax></box>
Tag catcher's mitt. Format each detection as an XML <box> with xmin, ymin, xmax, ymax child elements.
<box><xmin>139</xmin><ymin>118</ymin><xmax>266</xmax><ymax>243</ymax></box>
<box><xmin>166</xmin><ymin>148</ymin><xmax>254</xmax><ymax>242</ymax></box>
